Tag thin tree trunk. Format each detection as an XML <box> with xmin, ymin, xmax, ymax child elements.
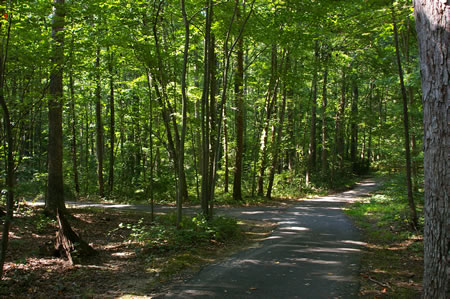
<box><xmin>306</xmin><ymin>41</ymin><xmax>319</xmax><ymax>185</ymax></box>
<box><xmin>266</xmin><ymin>57</ymin><xmax>288</xmax><ymax>199</ymax></box>
<box><xmin>335</xmin><ymin>67</ymin><xmax>346</xmax><ymax>173</ymax></box>
<box><xmin>414</xmin><ymin>1</ymin><xmax>449</xmax><ymax>297</ymax></box>
<box><xmin>350</xmin><ymin>80</ymin><xmax>358</xmax><ymax>168</ymax></box>
<box><xmin>321</xmin><ymin>52</ymin><xmax>329</xmax><ymax>176</ymax></box>
<box><xmin>393</xmin><ymin>10</ymin><xmax>417</xmax><ymax>228</ymax></box>
<box><xmin>0</xmin><ymin>5</ymin><xmax>14</xmax><ymax>278</ymax></box>
<box><xmin>233</xmin><ymin>0</ymin><xmax>244</xmax><ymax>201</ymax></box>
<box><xmin>95</xmin><ymin>47</ymin><xmax>105</xmax><ymax>198</ymax></box>
<box><xmin>69</xmin><ymin>37</ymin><xmax>80</xmax><ymax>197</ymax></box>
<box><xmin>178</xmin><ymin>0</ymin><xmax>189</xmax><ymax>226</ymax></box>
<box><xmin>257</xmin><ymin>44</ymin><xmax>278</xmax><ymax>196</ymax></box>
<box><xmin>108</xmin><ymin>49</ymin><xmax>115</xmax><ymax>195</ymax></box>
<box><xmin>223</xmin><ymin>108</ymin><xmax>229</xmax><ymax>193</ymax></box>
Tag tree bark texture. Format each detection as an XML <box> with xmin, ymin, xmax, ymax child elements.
<box><xmin>414</xmin><ymin>1</ymin><xmax>449</xmax><ymax>297</ymax></box>
<box><xmin>47</xmin><ymin>0</ymin><xmax>66</xmax><ymax>214</ymax></box>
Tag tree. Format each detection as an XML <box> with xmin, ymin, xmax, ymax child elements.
<box><xmin>0</xmin><ymin>1</ymin><xmax>14</xmax><ymax>278</ymax></box>
<box><xmin>414</xmin><ymin>1</ymin><xmax>449</xmax><ymax>297</ymax></box>
<box><xmin>392</xmin><ymin>7</ymin><xmax>418</xmax><ymax>228</ymax></box>
<box><xmin>46</xmin><ymin>0</ymin><xmax>67</xmax><ymax>215</ymax></box>
<box><xmin>47</xmin><ymin>0</ymin><xmax>95</xmax><ymax>263</ymax></box>
<box><xmin>233</xmin><ymin>0</ymin><xmax>245</xmax><ymax>202</ymax></box>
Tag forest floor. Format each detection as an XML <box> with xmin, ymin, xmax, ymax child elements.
<box><xmin>0</xmin><ymin>176</ymin><xmax>424</xmax><ymax>298</ymax></box>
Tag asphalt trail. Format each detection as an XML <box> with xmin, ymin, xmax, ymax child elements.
<box><xmin>157</xmin><ymin>178</ymin><xmax>378</xmax><ymax>299</ymax></box>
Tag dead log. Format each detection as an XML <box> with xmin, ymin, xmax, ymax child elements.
<box><xmin>55</xmin><ymin>209</ymin><xmax>96</xmax><ymax>264</ymax></box>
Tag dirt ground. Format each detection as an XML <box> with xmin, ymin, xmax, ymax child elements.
<box><xmin>0</xmin><ymin>205</ymin><xmax>276</xmax><ymax>298</ymax></box>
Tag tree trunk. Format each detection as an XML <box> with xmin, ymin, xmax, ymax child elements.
<box><xmin>223</xmin><ymin>108</ymin><xmax>229</xmax><ymax>193</ymax></box>
<box><xmin>233</xmin><ymin>0</ymin><xmax>244</xmax><ymax>201</ymax></box>
<box><xmin>393</xmin><ymin>10</ymin><xmax>418</xmax><ymax>228</ymax></box>
<box><xmin>306</xmin><ymin>41</ymin><xmax>319</xmax><ymax>185</ymax></box>
<box><xmin>335</xmin><ymin>67</ymin><xmax>347</xmax><ymax>173</ymax></box>
<box><xmin>0</xmin><ymin>2</ymin><xmax>14</xmax><ymax>278</ymax></box>
<box><xmin>200</xmin><ymin>0</ymin><xmax>212</xmax><ymax>216</ymax></box>
<box><xmin>55</xmin><ymin>210</ymin><xmax>96</xmax><ymax>264</ymax></box>
<box><xmin>69</xmin><ymin>33</ymin><xmax>80</xmax><ymax>197</ymax></box>
<box><xmin>321</xmin><ymin>52</ymin><xmax>329</xmax><ymax>176</ymax></box>
<box><xmin>178</xmin><ymin>0</ymin><xmax>189</xmax><ymax>226</ymax></box>
<box><xmin>46</xmin><ymin>0</ymin><xmax>66</xmax><ymax>215</ymax></box>
<box><xmin>95</xmin><ymin>47</ymin><xmax>105</xmax><ymax>198</ymax></box>
<box><xmin>257</xmin><ymin>44</ymin><xmax>278</xmax><ymax>196</ymax></box>
<box><xmin>350</xmin><ymin>80</ymin><xmax>358</xmax><ymax>169</ymax></box>
<box><xmin>414</xmin><ymin>1</ymin><xmax>449</xmax><ymax>297</ymax></box>
<box><xmin>108</xmin><ymin>49</ymin><xmax>115</xmax><ymax>195</ymax></box>
<box><xmin>266</xmin><ymin>58</ymin><xmax>288</xmax><ymax>199</ymax></box>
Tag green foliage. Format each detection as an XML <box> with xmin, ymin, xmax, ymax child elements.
<box><xmin>114</xmin><ymin>213</ymin><xmax>241</xmax><ymax>253</ymax></box>
<box><xmin>346</xmin><ymin>173</ymin><xmax>424</xmax><ymax>240</ymax></box>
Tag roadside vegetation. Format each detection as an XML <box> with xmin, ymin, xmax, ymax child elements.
<box><xmin>346</xmin><ymin>173</ymin><xmax>424</xmax><ymax>298</ymax></box>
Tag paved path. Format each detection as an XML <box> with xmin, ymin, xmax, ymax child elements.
<box><xmin>27</xmin><ymin>178</ymin><xmax>378</xmax><ymax>298</ymax></box>
<box><xmin>155</xmin><ymin>178</ymin><xmax>378</xmax><ymax>298</ymax></box>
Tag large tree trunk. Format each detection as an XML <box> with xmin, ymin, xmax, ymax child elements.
<box><xmin>393</xmin><ymin>10</ymin><xmax>418</xmax><ymax>228</ymax></box>
<box><xmin>46</xmin><ymin>0</ymin><xmax>66</xmax><ymax>215</ymax></box>
<box><xmin>414</xmin><ymin>1</ymin><xmax>449</xmax><ymax>297</ymax></box>
<box><xmin>233</xmin><ymin>0</ymin><xmax>245</xmax><ymax>201</ymax></box>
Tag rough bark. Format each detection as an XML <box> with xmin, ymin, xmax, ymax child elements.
<box><xmin>55</xmin><ymin>210</ymin><xmax>96</xmax><ymax>264</ymax></box>
<box><xmin>414</xmin><ymin>1</ymin><xmax>449</xmax><ymax>297</ymax></box>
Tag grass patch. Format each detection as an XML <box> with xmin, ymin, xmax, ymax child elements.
<box><xmin>345</xmin><ymin>173</ymin><xmax>424</xmax><ymax>298</ymax></box>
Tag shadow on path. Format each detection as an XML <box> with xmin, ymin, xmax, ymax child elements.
<box><xmin>155</xmin><ymin>178</ymin><xmax>379</xmax><ymax>298</ymax></box>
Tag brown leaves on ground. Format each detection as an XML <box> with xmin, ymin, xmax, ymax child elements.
<box><xmin>0</xmin><ymin>205</ymin><xmax>271</xmax><ymax>298</ymax></box>
<box><xmin>358</xmin><ymin>230</ymin><xmax>423</xmax><ymax>298</ymax></box>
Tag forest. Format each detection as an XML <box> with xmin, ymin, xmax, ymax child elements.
<box><xmin>0</xmin><ymin>0</ymin><xmax>448</xmax><ymax>297</ymax></box>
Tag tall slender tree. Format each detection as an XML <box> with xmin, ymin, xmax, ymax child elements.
<box><xmin>46</xmin><ymin>0</ymin><xmax>66</xmax><ymax>215</ymax></box>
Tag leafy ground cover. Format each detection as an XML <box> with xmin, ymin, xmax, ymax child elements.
<box><xmin>0</xmin><ymin>205</ymin><xmax>276</xmax><ymax>298</ymax></box>
<box><xmin>345</xmin><ymin>174</ymin><xmax>424</xmax><ymax>298</ymax></box>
